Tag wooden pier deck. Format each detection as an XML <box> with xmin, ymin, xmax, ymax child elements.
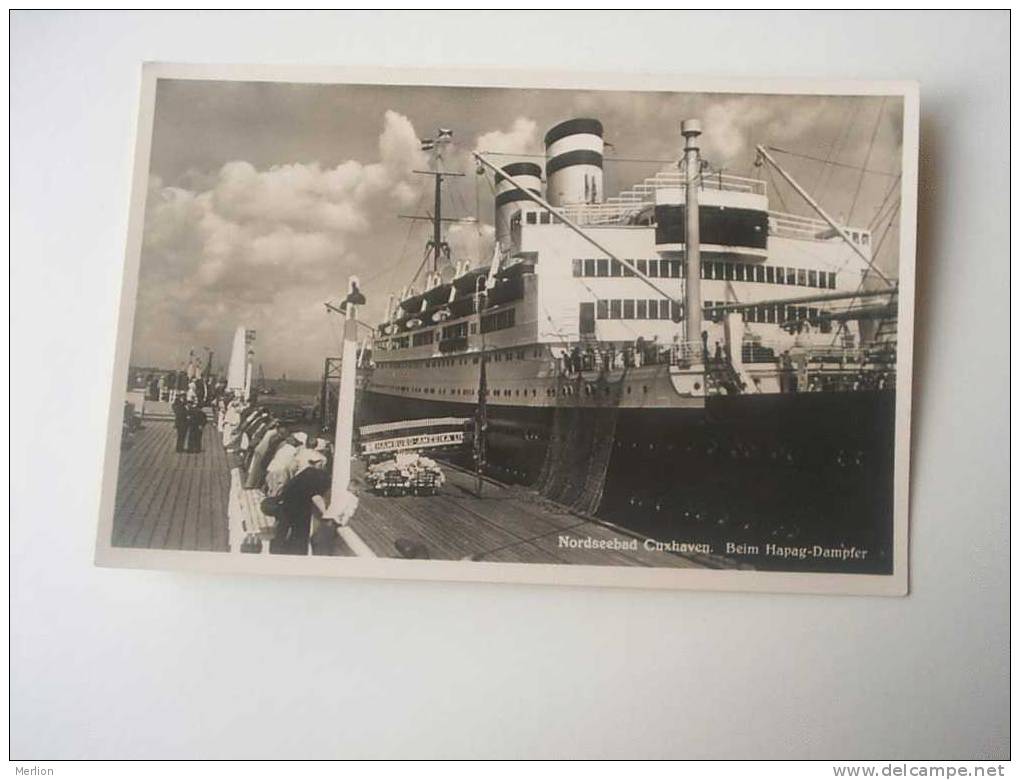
<box><xmin>112</xmin><ymin>420</ymin><xmax>230</xmax><ymax>551</ymax></box>
<box><xmin>349</xmin><ymin>466</ymin><xmax>706</xmax><ymax>567</ymax></box>
<box><xmin>111</xmin><ymin>419</ymin><xmax>712</xmax><ymax>569</ymax></box>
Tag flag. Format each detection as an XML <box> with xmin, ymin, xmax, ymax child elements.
<box><xmin>420</xmin><ymin>138</ymin><xmax>435</xmax><ymax>151</ymax></box>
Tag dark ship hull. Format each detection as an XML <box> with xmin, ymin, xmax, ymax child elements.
<box><xmin>357</xmin><ymin>387</ymin><xmax>895</xmax><ymax>575</ymax></box>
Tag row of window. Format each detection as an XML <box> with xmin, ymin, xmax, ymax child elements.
<box><xmin>374</xmin><ymin>381</ymin><xmax>661</xmax><ymax>401</ymax></box>
<box><xmin>380</xmin><ymin>308</ymin><xmax>519</xmax><ymax>352</ymax></box>
<box><xmin>521</xmin><ymin>211</ymin><xmax>561</xmax><ymax>226</ymax></box>
<box><xmin>593</xmin><ymin>298</ymin><xmax>826</xmax><ymax>325</ymax></box>
<box><xmin>572</xmin><ymin>257</ymin><xmax>838</xmax><ymax>290</ymax></box>
<box><xmin>412</xmin><ymin>330</ymin><xmax>434</xmax><ymax>347</ymax></box>
<box><xmin>441</xmin><ymin>322</ymin><xmax>468</xmax><ymax>341</ymax></box>
<box><xmin>380</xmin><ymin>346</ymin><xmax>545</xmax><ymax>371</ymax></box>
<box><xmin>596</xmin><ymin>298</ymin><xmax>680</xmax><ymax>321</ymax></box>
<box><xmin>708</xmin><ymin>302</ymin><xmax>824</xmax><ymax>326</ymax></box>
<box><xmin>480</xmin><ymin>308</ymin><xmax>516</xmax><ymax>333</ymax></box>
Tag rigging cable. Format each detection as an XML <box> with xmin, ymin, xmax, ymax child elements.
<box><xmin>868</xmin><ymin>173</ymin><xmax>903</xmax><ymax>234</ymax></box>
<box><xmin>360</xmin><ymin>187</ymin><xmax>429</xmax><ymax>288</ymax></box>
<box><xmin>768</xmin><ymin>146</ymin><xmax>898</xmax><ymax>178</ymax></box>
<box><xmin>846</xmin><ymin>96</ymin><xmax>888</xmax><ymax>225</ymax></box>
<box><xmin>807</xmin><ymin>97</ymin><xmax>847</xmax><ymax>195</ymax></box>
<box><xmin>815</xmin><ymin>99</ymin><xmax>861</xmax><ymax>209</ymax></box>
<box><xmin>826</xmin><ymin>200</ymin><xmax>901</xmax><ymax>348</ymax></box>
<box><xmin>764</xmin><ymin>164</ymin><xmax>791</xmax><ymax>213</ymax></box>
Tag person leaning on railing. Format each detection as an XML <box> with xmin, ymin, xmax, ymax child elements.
<box><xmin>268</xmin><ymin>448</ymin><xmax>331</xmax><ymax>556</ymax></box>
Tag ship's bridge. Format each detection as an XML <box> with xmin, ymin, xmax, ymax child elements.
<box><xmin>543</xmin><ymin>167</ymin><xmax>872</xmax><ymax>250</ymax></box>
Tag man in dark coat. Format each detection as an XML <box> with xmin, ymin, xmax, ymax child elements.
<box><xmin>269</xmin><ymin>450</ymin><xmax>331</xmax><ymax>555</ymax></box>
<box><xmin>172</xmin><ymin>396</ymin><xmax>188</xmax><ymax>453</ymax></box>
<box><xmin>184</xmin><ymin>402</ymin><xmax>207</xmax><ymax>453</ymax></box>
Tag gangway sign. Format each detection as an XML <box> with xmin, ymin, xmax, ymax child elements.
<box><xmin>359</xmin><ymin>417</ymin><xmax>471</xmax><ymax>457</ymax></box>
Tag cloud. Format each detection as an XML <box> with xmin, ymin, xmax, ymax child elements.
<box><xmin>473</xmin><ymin>117</ymin><xmax>540</xmax><ymax>156</ymax></box>
<box><xmin>132</xmin><ymin>110</ymin><xmax>427</xmax><ymax>377</ymax></box>
<box><xmin>701</xmin><ymin>96</ymin><xmax>828</xmax><ymax>162</ymax></box>
<box><xmin>447</xmin><ymin>221</ymin><xmax>496</xmax><ymax>266</ymax></box>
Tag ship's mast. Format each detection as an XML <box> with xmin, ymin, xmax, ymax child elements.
<box><xmin>407</xmin><ymin>129</ymin><xmax>464</xmax><ymax>275</ymax></box>
<box><xmin>682</xmin><ymin>119</ymin><xmax>703</xmax><ymax>346</ymax></box>
<box><xmin>432</xmin><ymin>171</ymin><xmax>444</xmax><ymax>273</ymax></box>
<box><xmin>408</xmin><ymin>169</ymin><xmax>456</xmax><ymax>275</ymax></box>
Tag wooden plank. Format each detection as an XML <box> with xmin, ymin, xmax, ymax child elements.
<box><xmin>111</xmin><ymin>430</ymin><xmax>170</xmax><ymax>546</ymax></box>
<box><xmin>210</xmin><ymin>457</ymin><xmax>230</xmax><ymax>552</ymax></box>
<box><xmin>180</xmin><ymin>444</ymin><xmax>202</xmax><ymax>551</ymax></box>
<box><xmin>114</xmin><ymin>423</ymin><xmax>172</xmax><ymax>514</ymax></box>
<box><xmin>122</xmin><ymin>425</ymin><xmax>183</xmax><ymax>547</ymax></box>
<box><xmin>473</xmin><ymin>540</ymin><xmax>565</xmax><ymax>564</ymax></box>
<box><xmin>196</xmin><ymin>434</ymin><xmax>215</xmax><ymax>552</ymax></box>
<box><xmin>122</xmin><ymin>434</ymin><xmax>184</xmax><ymax>548</ymax></box>
<box><xmin>435</xmin><ymin>492</ymin><xmax>565</xmax><ymax>539</ymax></box>
<box><xmin>147</xmin><ymin>455</ymin><xmax>189</xmax><ymax>550</ymax></box>
<box><xmin>393</xmin><ymin>493</ymin><xmax>522</xmax><ymax>557</ymax></box>
<box><xmin>441</xmin><ymin>467</ymin><xmax>580</xmax><ymax>530</ymax></box>
<box><xmin>112</xmin><ymin>419</ymin><xmax>233</xmax><ymax>552</ymax></box>
<box><xmin>351</xmin><ymin>498</ymin><xmax>453</xmax><ymax>559</ymax></box>
<box><xmin>208</xmin><ymin>426</ymin><xmax>231</xmax><ymax>552</ymax></box>
<box><xmin>351</xmin><ymin>494</ymin><xmax>513</xmax><ymax>560</ymax></box>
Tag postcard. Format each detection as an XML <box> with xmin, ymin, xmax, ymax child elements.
<box><xmin>96</xmin><ymin>63</ymin><xmax>918</xmax><ymax>595</ymax></box>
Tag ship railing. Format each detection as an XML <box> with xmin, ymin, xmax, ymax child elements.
<box><xmin>558</xmin><ymin>339</ymin><xmax>706</xmax><ymax>375</ymax></box>
<box><xmin>769</xmin><ymin>210</ymin><xmax>873</xmax><ymax>245</ymax></box>
<box><xmin>610</xmin><ymin>169</ymin><xmax>767</xmax><ymax>197</ymax></box>
<box><xmin>555</xmin><ymin>202</ymin><xmax>647</xmax><ymax>226</ymax></box>
<box><xmin>552</xmin><ymin>170</ymin><xmax>768</xmax><ymax>226</ymax></box>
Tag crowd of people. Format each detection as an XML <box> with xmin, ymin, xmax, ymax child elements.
<box><xmin>561</xmin><ymin>335</ymin><xmax>702</xmax><ymax>375</ymax></box>
<box><xmin>140</xmin><ymin>368</ymin><xmax>218</xmax><ymax>406</ymax></box>
<box><xmin>218</xmin><ymin>394</ymin><xmax>340</xmax><ymax>555</ymax></box>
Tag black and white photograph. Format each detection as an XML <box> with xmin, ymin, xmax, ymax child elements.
<box><xmin>95</xmin><ymin>65</ymin><xmax>918</xmax><ymax>595</ymax></box>
<box><xmin>13</xmin><ymin>10</ymin><xmax>1011</xmax><ymax>764</ymax></box>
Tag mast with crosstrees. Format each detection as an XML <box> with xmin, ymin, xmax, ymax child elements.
<box><xmin>400</xmin><ymin>128</ymin><xmax>466</xmax><ymax>276</ymax></box>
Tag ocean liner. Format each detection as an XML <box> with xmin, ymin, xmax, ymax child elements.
<box><xmin>356</xmin><ymin>117</ymin><xmax>899</xmax><ymax>574</ymax></box>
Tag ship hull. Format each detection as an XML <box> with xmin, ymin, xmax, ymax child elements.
<box><xmin>357</xmin><ymin>388</ymin><xmax>895</xmax><ymax>575</ymax></box>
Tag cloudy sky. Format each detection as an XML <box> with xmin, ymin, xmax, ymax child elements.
<box><xmin>131</xmin><ymin>79</ymin><xmax>904</xmax><ymax>379</ymax></box>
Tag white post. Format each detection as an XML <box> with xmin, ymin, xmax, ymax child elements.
<box><xmin>243</xmin><ymin>352</ymin><xmax>253</xmax><ymax>402</ymax></box>
<box><xmin>323</xmin><ymin>286</ymin><xmax>375</xmax><ymax>556</ymax></box>
<box><xmin>332</xmin><ymin>310</ymin><xmax>358</xmax><ymax>492</ymax></box>
<box><xmin>324</xmin><ymin>276</ymin><xmax>362</xmax><ymax>528</ymax></box>
<box><xmin>227</xmin><ymin>326</ymin><xmax>247</xmax><ymax>393</ymax></box>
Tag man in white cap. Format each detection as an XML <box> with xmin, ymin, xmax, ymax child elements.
<box><xmin>264</xmin><ymin>431</ymin><xmax>308</xmax><ymax>496</ymax></box>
